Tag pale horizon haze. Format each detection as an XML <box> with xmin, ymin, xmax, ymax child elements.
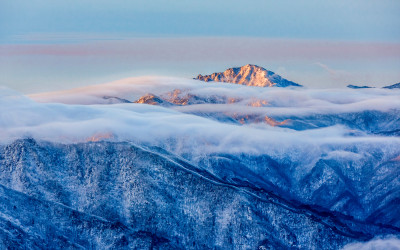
<box><xmin>0</xmin><ymin>0</ymin><xmax>399</xmax><ymax>93</ymax></box>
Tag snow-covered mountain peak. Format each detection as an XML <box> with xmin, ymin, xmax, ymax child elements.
<box><xmin>195</xmin><ymin>64</ymin><xmax>302</xmax><ymax>87</ymax></box>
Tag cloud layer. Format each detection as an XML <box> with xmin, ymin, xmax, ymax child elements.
<box><xmin>342</xmin><ymin>237</ymin><xmax>400</xmax><ymax>250</ymax></box>
<box><xmin>0</xmin><ymin>76</ymin><xmax>397</xmax><ymax>164</ymax></box>
<box><xmin>2</xmin><ymin>77</ymin><xmax>400</xmax><ymax>231</ymax></box>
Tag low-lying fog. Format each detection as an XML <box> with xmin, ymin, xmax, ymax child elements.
<box><xmin>1</xmin><ymin>76</ymin><xmax>399</xmax><ymax>162</ymax></box>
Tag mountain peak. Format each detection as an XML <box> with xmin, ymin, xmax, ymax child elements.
<box><xmin>383</xmin><ymin>82</ymin><xmax>400</xmax><ymax>89</ymax></box>
<box><xmin>195</xmin><ymin>65</ymin><xmax>302</xmax><ymax>87</ymax></box>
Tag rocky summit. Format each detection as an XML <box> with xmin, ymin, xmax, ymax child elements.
<box><xmin>195</xmin><ymin>64</ymin><xmax>302</xmax><ymax>87</ymax></box>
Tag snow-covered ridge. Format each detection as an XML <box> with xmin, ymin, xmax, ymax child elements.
<box><xmin>1</xmin><ymin>139</ymin><xmax>399</xmax><ymax>248</ymax></box>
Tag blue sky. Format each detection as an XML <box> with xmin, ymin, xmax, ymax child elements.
<box><xmin>0</xmin><ymin>0</ymin><xmax>399</xmax><ymax>92</ymax></box>
<box><xmin>2</xmin><ymin>0</ymin><xmax>400</xmax><ymax>42</ymax></box>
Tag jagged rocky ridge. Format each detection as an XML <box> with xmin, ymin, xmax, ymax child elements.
<box><xmin>132</xmin><ymin>90</ymin><xmax>288</xmax><ymax>126</ymax></box>
<box><xmin>129</xmin><ymin>89</ymin><xmax>400</xmax><ymax>134</ymax></box>
<box><xmin>195</xmin><ymin>64</ymin><xmax>302</xmax><ymax>87</ymax></box>
<box><xmin>0</xmin><ymin>139</ymin><xmax>399</xmax><ymax>249</ymax></box>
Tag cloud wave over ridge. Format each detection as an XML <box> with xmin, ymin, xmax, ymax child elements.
<box><xmin>2</xmin><ymin>76</ymin><xmax>400</xmax><ymax>240</ymax></box>
<box><xmin>0</xmin><ymin>76</ymin><xmax>398</xmax><ymax>163</ymax></box>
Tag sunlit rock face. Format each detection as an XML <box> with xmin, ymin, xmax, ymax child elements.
<box><xmin>133</xmin><ymin>93</ymin><xmax>173</xmax><ymax>106</ymax></box>
<box><xmin>133</xmin><ymin>90</ymin><xmax>289</xmax><ymax>126</ymax></box>
<box><xmin>195</xmin><ymin>64</ymin><xmax>302</xmax><ymax>87</ymax></box>
<box><xmin>86</xmin><ymin>132</ymin><xmax>114</xmax><ymax>142</ymax></box>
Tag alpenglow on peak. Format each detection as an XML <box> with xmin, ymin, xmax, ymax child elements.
<box><xmin>195</xmin><ymin>64</ymin><xmax>302</xmax><ymax>87</ymax></box>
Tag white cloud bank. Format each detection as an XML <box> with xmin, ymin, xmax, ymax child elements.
<box><xmin>29</xmin><ymin>76</ymin><xmax>400</xmax><ymax>113</ymax></box>
<box><xmin>342</xmin><ymin>237</ymin><xmax>400</xmax><ymax>250</ymax></box>
<box><xmin>0</xmin><ymin>76</ymin><xmax>399</xmax><ymax>163</ymax></box>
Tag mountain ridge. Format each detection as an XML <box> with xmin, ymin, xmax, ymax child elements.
<box><xmin>347</xmin><ymin>83</ymin><xmax>400</xmax><ymax>89</ymax></box>
<box><xmin>1</xmin><ymin>138</ymin><xmax>398</xmax><ymax>249</ymax></box>
<box><xmin>383</xmin><ymin>82</ymin><xmax>400</xmax><ymax>89</ymax></box>
<box><xmin>347</xmin><ymin>85</ymin><xmax>374</xmax><ymax>89</ymax></box>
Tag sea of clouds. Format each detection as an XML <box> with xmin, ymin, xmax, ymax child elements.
<box><xmin>1</xmin><ymin>76</ymin><xmax>399</xmax><ymax>163</ymax></box>
<box><xmin>1</xmin><ymin>77</ymin><xmax>400</xmax><ymax>248</ymax></box>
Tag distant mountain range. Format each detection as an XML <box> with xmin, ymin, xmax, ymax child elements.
<box><xmin>347</xmin><ymin>83</ymin><xmax>400</xmax><ymax>89</ymax></box>
<box><xmin>347</xmin><ymin>85</ymin><xmax>373</xmax><ymax>89</ymax></box>
<box><xmin>195</xmin><ymin>64</ymin><xmax>302</xmax><ymax>87</ymax></box>
<box><xmin>383</xmin><ymin>82</ymin><xmax>400</xmax><ymax>89</ymax></box>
